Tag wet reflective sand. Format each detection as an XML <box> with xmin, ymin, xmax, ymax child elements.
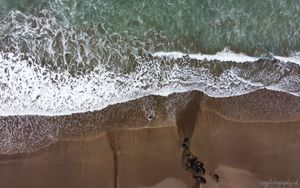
<box><xmin>0</xmin><ymin>89</ymin><xmax>300</xmax><ymax>188</ymax></box>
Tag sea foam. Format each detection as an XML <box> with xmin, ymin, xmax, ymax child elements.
<box><xmin>0</xmin><ymin>48</ymin><xmax>299</xmax><ymax>116</ymax></box>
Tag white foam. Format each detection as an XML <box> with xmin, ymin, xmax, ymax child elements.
<box><xmin>274</xmin><ymin>53</ymin><xmax>300</xmax><ymax>65</ymax></box>
<box><xmin>153</xmin><ymin>48</ymin><xmax>259</xmax><ymax>63</ymax></box>
<box><xmin>0</xmin><ymin>48</ymin><xmax>299</xmax><ymax>117</ymax></box>
<box><xmin>0</xmin><ymin>51</ymin><xmax>258</xmax><ymax>116</ymax></box>
<box><xmin>0</xmin><ymin>10</ymin><xmax>299</xmax><ymax>116</ymax></box>
<box><xmin>153</xmin><ymin>48</ymin><xmax>300</xmax><ymax>65</ymax></box>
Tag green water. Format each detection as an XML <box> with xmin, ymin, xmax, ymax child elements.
<box><xmin>1</xmin><ymin>0</ymin><xmax>300</xmax><ymax>55</ymax></box>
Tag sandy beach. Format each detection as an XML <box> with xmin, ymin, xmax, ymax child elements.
<box><xmin>0</xmin><ymin>89</ymin><xmax>300</xmax><ymax>188</ymax></box>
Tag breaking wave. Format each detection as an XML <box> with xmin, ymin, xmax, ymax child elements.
<box><xmin>0</xmin><ymin>4</ymin><xmax>299</xmax><ymax>116</ymax></box>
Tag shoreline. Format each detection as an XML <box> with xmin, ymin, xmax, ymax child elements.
<box><xmin>0</xmin><ymin>89</ymin><xmax>300</xmax><ymax>187</ymax></box>
<box><xmin>1</xmin><ymin>88</ymin><xmax>299</xmax><ymax>155</ymax></box>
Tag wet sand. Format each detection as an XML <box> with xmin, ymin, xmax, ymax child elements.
<box><xmin>0</xmin><ymin>89</ymin><xmax>300</xmax><ymax>188</ymax></box>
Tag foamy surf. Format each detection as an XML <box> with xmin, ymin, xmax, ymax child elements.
<box><xmin>153</xmin><ymin>48</ymin><xmax>300</xmax><ymax>65</ymax></box>
<box><xmin>0</xmin><ymin>7</ymin><xmax>299</xmax><ymax>116</ymax></box>
<box><xmin>0</xmin><ymin>48</ymin><xmax>299</xmax><ymax>116</ymax></box>
<box><xmin>153</xmin><ymin>48</ymin><xmax>260</xmax><ymax>63</ymax></box>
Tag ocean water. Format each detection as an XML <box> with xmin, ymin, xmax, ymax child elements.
<box><xmin>0</xmin><ymin>0</ymin><xmax>300</xmax><ymax>115</ymax></box>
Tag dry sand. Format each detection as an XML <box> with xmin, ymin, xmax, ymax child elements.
<box><xmin>0</xmin><ymin>89</ymin><xmax>300</xmax><ymax>188</ymax></box>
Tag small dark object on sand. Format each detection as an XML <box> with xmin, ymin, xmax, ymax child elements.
<box><xmin>213</xmin><ymin>174</ymin><xmax>220</xmax><ymax>182</ymax></box>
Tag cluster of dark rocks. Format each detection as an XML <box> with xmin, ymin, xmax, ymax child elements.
<box><xmin>181</xmin><ymin>137</ymin><xmax>219</xmax><ymax>185</ymax></box>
